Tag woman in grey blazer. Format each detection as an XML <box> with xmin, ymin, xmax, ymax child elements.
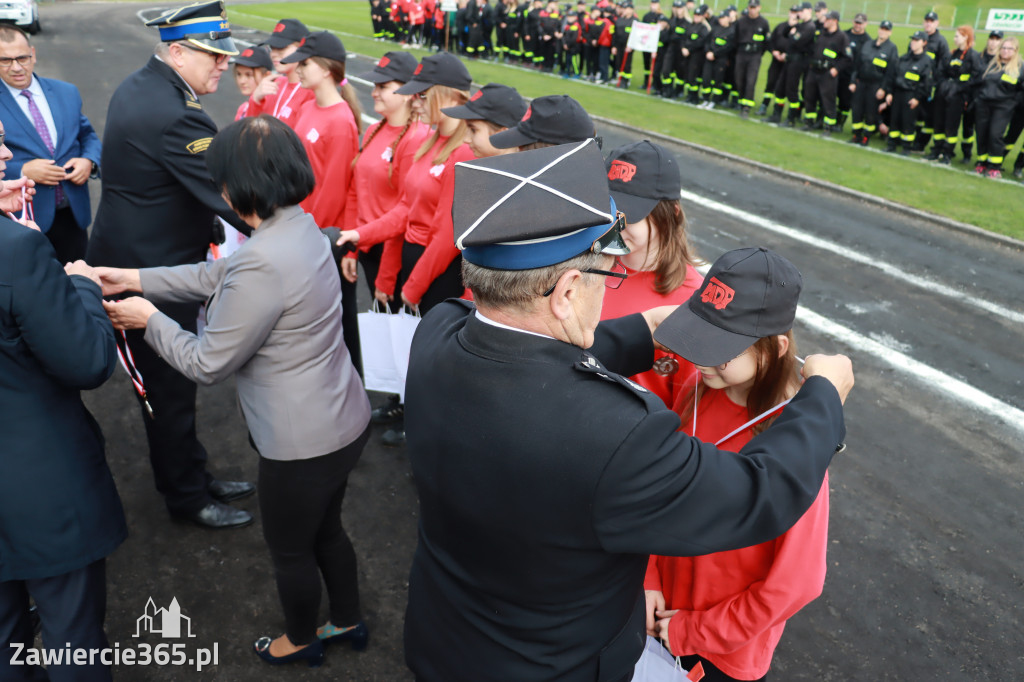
<box><xmin>97</xmin><ymin>116</ymin><xmax>372</xmax><ymax>669</ymax></box>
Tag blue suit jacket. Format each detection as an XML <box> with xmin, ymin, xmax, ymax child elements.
<box><xmin>0</xmin><ymin>216</ymin><xmax>126</xmax><ymax>581</ymax></box>
<box><xmin>0</xmin><ymin>76</ymin><xmax>102</xmax><ymax>233</ymax></box>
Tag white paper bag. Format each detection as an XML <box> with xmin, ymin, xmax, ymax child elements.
<box><xmin>631</xmin><ymin>636</ymin><xmax>694</xmax><ymax>682</ymax></box>
<box><xmin>359</xmin><ymin>303</ymin><xmax>403</xmax><ymax>397</ymax></box>
<box><xmin>388</xmin><ymin>308</ymin><xmax>421</xmax><ymax>401</ymax></box>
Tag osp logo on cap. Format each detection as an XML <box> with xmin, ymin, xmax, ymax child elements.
<box><xmin>521</xmin><ymin>105</ymin><xmax>533</xmax><ymax>121</ymax></box>
<box><xmin>470</xmin><ymin>90</ymin><xmax>484</xmax><ymax>101</ymax></box>
<box><xmin>241</xmin><ymin>48</ymin><xmax>253</xmax><ymax>57</ymax></box>
<box><xmin>273</xmin><ymin>22</ymin><xmax>286</xmax><ymax>32</ymax></box>
<box><xmin>701</xmin><ymin>277</ymin><xmax>735</xmax><ymax>310</ymax></box>
<box><xmin>297</xmin><ymin>36</ymin><xmax>306</xmax><ymax>46</ymax></box>
<box><xmin>378</xmin><ymin>56</ymin><xmax>391</xmax><ymax>67</ymax></box>
<box><xmin>608</xmin><ymin>160</ymin><xmax>637</xmax><ymax>183</ymax></box>
<box><xmin>413</xmin><ymin>64</ymin><xmax>423</xmax><ymax>75</ymax></box>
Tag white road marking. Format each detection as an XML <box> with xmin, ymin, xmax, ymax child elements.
<box><xmin>679</xmin><ymin>188</ymin><xmax>1024</xmax><ymax>327</ymax></box>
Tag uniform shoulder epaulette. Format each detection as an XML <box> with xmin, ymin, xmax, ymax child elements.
<box><xmin>574</xmin><ymin>352</ymin><xmax>650</xmax><ymax>398</ymax></box>
<box><xmin>184</xmin><ymin>90</ymin><xmax>203</xmax><ymax>111</ymax></box>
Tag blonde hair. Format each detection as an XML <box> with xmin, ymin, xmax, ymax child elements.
<box><xmin>414</xmin><ymin>85</ymin><xmax>470</xmax><ymax>164</ymax></box>
<box><xmin>984</xmin><ymin>37</ymin><xmax>1023</xmax><ymax>78</ymax></box>
<box><xmin>309</xmin><ymin>56</ymin><xmax>364</xmax><ymax>134</ymax></box>
<box><xmin>639</xmin><ymin>199</ymin><xmax>702</xmax><ymax>294</ymax></box>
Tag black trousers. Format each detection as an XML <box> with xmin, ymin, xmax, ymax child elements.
<box><xmin>1004</xmin><ymin>102</ymin><xmax>1024</xmax><ymax>164</ymax></box>
<box><xmin>43</xmin><ymin>206</ymin><xmax>87</xmax><ymax>264</ymax></box>
<box><xmin>803</xmin><ymin>68</ymin><xmax>838</xmax><ymax>125</ymax></box>
<box><xmin>734</xmin><ymin>51</ymin><xmax>763</xmax><ymax>107</ymax></box>
<box><xmin>399</xmin><ymin>241</ymin><xmax>463</xmax><ymax>315</ymax></box>
<box><xmin>258</xmin><ymin>426</ymin><xmax>370</xmax><ymax>646</ymax></box>
<box><xmin>683</xmin><ymin>52</ymin><xmax>705</xmax><ymax>97</ymax></box>
<box><xmin>934</xmin><ymin>91</ymin><xmax>968</xmax><ymax>143</ymax></box>
<box><xmin>763</xmin><ymin>57</ymin><xmax>784</xmax><ymax>103</ymax></box>
<box><xmin>775</xmin><ymin>57</ymin><xmax>807</xmax><ymax>112</ymax></box>
<box><xmin>702</xmin><ymin>57</ymin><xmax>729</xmax><ymax>100</ymax></box>
<box><xmin>836</xmin><ymin>69</ymin><xmax>853</xmax><ymax>116</ymax></box>
<box><xmin>125</xmin><ymin>301</ymin><xmax>214</xmax><ymax>516</ymax></box>
<box><xmin>678</xmin><ymin>654</ymin><xmax>767</xmax><ymax>682</ymax></box>
<box><xmin>660</xmin><ymin>45</ymin><xmax>683</xmax><ymax>90</ymax></box>
<box><xmin>0</xmin><ymin>560</ymin><xmax>110</xmax><ymax>682</ymax></box>
<box><xmin>889</xmin><ymin>89</ymin><xmax>920</xmax><ymax>146</ymax></box>
<box><xmin>974</xmin><ymin>97</ymin><xmax>1016</xmax><ymax>166</ymax></box>
<box><xmin>850</xmin><ymin>79</ymin><xmax>885</xmax><ymax>132</ymax></box>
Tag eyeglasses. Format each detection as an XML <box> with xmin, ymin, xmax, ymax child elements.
<box><xmin>0</xmin><ymin>131</ymin><xmax>5</xmax><ymax>146</ymax></box>
<box><xmin>177</xmin><ymin>42</ymin><xmax>231</xmax><ymax>65</ymax></box>
<box><xmin>0</xmin><ymin>55</ymin><xmax>31</xmax><ymax>69</ymax></box>
<box><xmin>543</xmin><ymin>258</ymin><xmax>628</xmax><ymax>296</ymax></box>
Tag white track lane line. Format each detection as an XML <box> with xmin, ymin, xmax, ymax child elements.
<box><xmin>679</xmin><ymin>188</ymin><xmax>1024</xmax><ymax>327</ymax></box>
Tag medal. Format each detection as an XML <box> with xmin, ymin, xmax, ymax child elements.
<box><xmin>652</xmin><ymin>356</ymin><xmax>680</xmax><ymax>376</ymax></box>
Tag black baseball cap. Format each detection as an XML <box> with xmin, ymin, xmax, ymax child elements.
<box><xmin>266</xmin><ymin>18</ymin><xmax>309</xmax><ymax>49</ymax></box>
<box><xmin>789</xmin><ymin>5</ymin><xmax>799</xmax><ymax>12</ymax></box>
<box><xmin>395</xmin><ymin>52</ymin><xmax>473</xmax><ymax>95</ymax></box>
<box><xmin>280</xmin><ymin>31</ymin><xmax>347</xmax><ymax>63</ymax></box>
<box><xmin>453</xmin><ymin>140</ymin><xmax>628</xmax><ymax>270</ymax></box>
<box><xmin>233</xmin><ymin>45</ymin><xmax>273</xmax><ymax>70</ymax></box>
<box><xmin>990</xmin><ymin>30</ymin><xmax>1004</xmax><ymax>40</ymax></box>
<box><xmin>800</xmin><ymin>2</ymin><xmax>813</xmax><ymax>10</ymax></box>
<box><xmin>489</xmin><ymin>95</ymin><xmax>595</xmax><ymax>149</ymax></box>
<box><xmin>879</xmin><ymin>19</ymin><xmax>893</xmax><ymax>30</ymax></box>
<box><xmin>910</xmin><ymin>30</ymin><xmax>927</xmax><ymax>41</ymax></box>
<box><xmin>814</xmin><ymin>0</ymin><xmax>827</xmax><ymax>9</ymax></box>
<box><xmin>654</xmin><ymin>247</ymin><xmax>802</xmax><ymax>367</ymax></box>
<box><xmin>924</xmin><ymin>10</ymin><xmax>938</xmax><ymax>21</ymax></box>
<box><xmin>672</xmin><ymin>0</ymin><xmax>684</xmax><ymax>7</ymax></box>
<box><xmin>853</xmin><ymin>12</ymin><xmax>867</xmax><ymax>23</ymax></box>
<box><xmin>605</xmin><ymin>141</ymin><xmax>680</xmax><ymax>224</ymax></box>
<box><xmin>442</xmin><ymin>83</ymin><xmax>528</xmax><ymax>129</ymax></box>
<box><xmin>360</xmin><ymin>51</ymin><xmax>419</xmax><ymax>83</ymax></box>
<box><xmin>747</xmin><ymin>0</ymin><xmax>761</xmax><ymax>7</ymax></box>
<box><xmin>825</xmin><ymin>9</ymin><xmax>839</xmax><ymax>20</ymax></box>
<box><xmin>695</xmin><ymin>4</ymin><xmax>709</xmax><ymax>14</ymax></box>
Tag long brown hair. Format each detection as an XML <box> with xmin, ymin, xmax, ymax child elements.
<box><xmin>643</xmin><ymin>199</ymin><xmax>701</xmax><ymax>294</ymax></box>
<box><xmin>352</xmin><ymin>118</ymin><xmax>414</xmax><ymax>187</ymax></box>
<box><xmin>676</xmin><ymin>331</ymin><xmax>800</xmax><ymax>436</ymax></box>
<box><xmin>310</xmin><ymin>56</ymin><xmax>364</xmax><ymax>134</ymax></box>
<box><xmin>414</xmin><ymin>85</ymin><xmax>470</xmax><ymax>164</ymax></box>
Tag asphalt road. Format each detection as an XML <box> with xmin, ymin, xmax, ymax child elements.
<box><xmin>24</xmin><ymin>2</ymin><xmax>1024</xmax><ymax>680</ymax></box>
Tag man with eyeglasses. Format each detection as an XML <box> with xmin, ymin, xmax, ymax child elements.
<box><xmin>0</xmin><ymin>25</ymin><xmax>100</xmax><ymax>263</ymax></box>
<box><xmin>86</xmin><ymin>0</ymin><xmax>255</xmax><ymax>530</ymax></box>
<box><xmin>402</xmin><ymin>139</ymin><xmax>854</xmax><ymax>681</ymax></box>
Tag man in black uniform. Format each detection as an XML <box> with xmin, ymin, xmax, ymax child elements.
<box><xmin>640</xmin><ymin>0</ymin><xmax>664</xmax><ymax>92</ymax></box>
<box><xmin>659</xmin><ymin>0</ymin><xmax>689</xmax><ymax>97</ymax></box>
<box><xmin>802</xmin><ymin>9</ymin><xmax>850</xmax><ymax>134</ymax></box>
<box><xmin>912</xmin><ymin>10</ymin><xmax>949</xmax><ymax>150</ymax></box>
<box><xmin>681</xmin><ymin>3</ymin><xmax>710</xmax><ymax>102</ymax></box>
<box><xmin>885</xmin><ymin>30</ymin><xmax>933</xmax><ymax>154</ymax></box>
<box><xmin>86</xmin><ymin>0</ymin><xmax>254</xmax><ymax>529</ymax></box>
<box><xmin>733</xmin><ymin>0</ymin><xmax>770</xmax><ymax>117</ymax></box>
<box><xmin>837</xmin><ymin>12</ymin><xmax>870</xmax><ymax>128</ymax></box>
<box><xmin>700</xmin><ymin>10</ymin><xmax>735</xmax><ymax>107</ymax></box>
<box><xmin>525</xmin><ymin>0</ymin><xmax>544</xmax><ymax>66</ymax></box>
<box><xmin>758</xmin><ymin>4</ymin><xmax>797</xmax><ymax>115</ymax></box>
<box><xmin>768</xmin><ymin>0</ymin><xmax>814</xmax><ymax>125</ymax></box>
<box><xmin>611</xmin><ymin>0</ymin><xmax>636</xmax><ymax>87</ymax></box>
<box><xmin>848</xmin><ymin>18</ymin><xmax>897</xmax><ymax>145</ymax></box>
<box><xmin>403</xmin><ymin>139</ymin><xmax>853</xmax><ymax>682</ymax></box>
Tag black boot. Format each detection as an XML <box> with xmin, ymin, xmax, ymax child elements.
<box><xmin>924</xmin><ymin>143</ymin><xmax>942</xmax><ymax>161</ymax></box>
<box><xmin>766</xmin><ymin>104</ymin><xmax>782</xmax><ymax>124</ymax></box>
<box><xmin>755</xmin><ymin>102</ymin><xmax>768</xmax><ymax>116</ymax></box>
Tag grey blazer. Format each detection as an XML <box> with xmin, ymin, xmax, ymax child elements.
<box><xmin>141</xmin><ymin>205</ymin><xmax>370</xmax><ymax>461</ymax></box>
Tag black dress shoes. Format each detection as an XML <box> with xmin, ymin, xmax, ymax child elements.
<box><xmin>208</xmin><ymin>479</ymin><xmax>255</xmax><ymax>502</ymax></box>
<box><xmin>177</xmin><ymin>502</ymin><xmax>253</xmax><ymax>529</ymax></box>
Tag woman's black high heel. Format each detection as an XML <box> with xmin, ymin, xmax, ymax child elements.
<box><xmin>317</xmin><ymin>621</ymin><xmax>369</xmax><ymax>651</ymax></box>
<box><xmin>253</xmin><ymin>636</ymin><xmax>325</xmax><ymax>668</ymax></box>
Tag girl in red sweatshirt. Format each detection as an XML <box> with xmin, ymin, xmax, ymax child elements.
<box><xmin>341</xmin><ymin>52</ymin><xmax>431</xmax><ymax>309</ymax></box>
<box><xmin>247</xmin><ymin>18</ymin><xmax>314</xmax><ymax>129</ymax></box>
<box><xmin>600</xmin><ymin>141</ymin><xmax>704</xmax><ymax>408</ymax></box>
<box><xmin>335</xmin><ymin>52</ymin><xmax>474</xmax><ymax>313</ymax></box>
<box><xmin>650</xmin><ymin>247</ymin><xmax>830</xmax><ymax>682</ymax></box>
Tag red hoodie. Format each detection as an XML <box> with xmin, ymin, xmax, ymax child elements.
<box><xmin>293</xmin><ymin>99</ymin><xmax>359</xmax><ymax>229</ymax></box>
<box><xmin>646</xmin><ymin>388</ymin><xmax>830</xmax><ymax>680</ymax></box>
<box><xmin>247</xmin><ymin>76</ymin><xmax>314</xmax><ymax>130</ymax></box>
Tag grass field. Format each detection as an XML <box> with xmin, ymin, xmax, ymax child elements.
<box><xmin>228</xmin><ymin>1</ymin><xmax>1023</xmax><ymax>239</ymax></box>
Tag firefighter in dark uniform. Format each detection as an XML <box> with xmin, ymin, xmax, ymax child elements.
<box><xmin>912</xmin><ymin>10</ymin><xmax>949</xmax><ymax>150</ymax></box>
<box><xmin>925</xmin><ymin>26</ymin><xmax>983</xmax><ymax>164</ymax></box>
<box><xmin>884</xmin><ymin>30</ymin><xmax>933</xmax><ymax>154</ymax></box>
<box><xmin>700</xmin><ymin>10</ymin><xmax>735</xmax><ymax>107</ymax></box>
<box><xmin>733</xmin><ymin>0</ymin><xmax>769</xmax><ymax>117</ymax></box>
<box><xmin>537</xmin><ymin>0</ymin><xmax>561</xmax><ymax>72</ymax></box>
<box><xmin>641</xmin><ymin>0</ymin><xmax>664</xmax><ymax>92</ymax></box>
<box><xmin>610</xmin><ymin>1</ymin><xmax>636</xmax><ymax>87</ymax></box>
<box><xmin>85</xmin><ymin>0</ymin><xmax>254</xmax><ymax>529</ymax></box>
<box><xmin>838</xmin><ymin>12</ymin><xmax>871</xmax><ymax>128</ymax></box>
<box><xmin>681</xmin><ymin>3</ymin><xmax>710</xmax><ymax>102</ymax></box>
<box><xmin>506</xmin><ymin>0</ymin><xmax>524</xmax><ymax>61</ymax></box>
<box><xmin>660</xmin><ymin>0</ymin><xmax>690</xmax><ymax>97</ymax></box>
<box><xmin>525</xmin><ymin>0</ymin><xmax>544</xmax><ymax>66</ymax></box>
<box><xmin>848</xmin><ymin>19</ymin><xmax>897</xmax><ymax>145</ymax></box>
<box><xmin>759</xmin><ymin>4</ymin><xmax>796</xmax><ymax>115</ymax></box>
<box><xmin>802</xmin><ymin>10</ymin><xmax>850</xmax><ymax>133</ymax></box>
<box><xmin>961</xmin><ymin>31</ymin><xmax>1002</xmax><ymax>164</ymax></box>
<box><xmin>403</xmin><ymin>139</ymin><xmax>853</xmax><ymax>682</ymax></box>
<box><xmin>768</xmin><ymin>0</ymin><xmax>814</xmax><ymax>126</ymax></box>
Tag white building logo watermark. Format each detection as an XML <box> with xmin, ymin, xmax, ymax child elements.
<box><xmin>9</xmin><ymin>597</ymin><xmax>218</xmax><ymax>672</ymax></box>
<box><xmin>134</xmin><ymin>597</ymin><xmax>196</xmax><ymax>638</ymax></box>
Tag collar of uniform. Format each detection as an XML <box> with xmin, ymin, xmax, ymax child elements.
<box><xmin>457</xmin><ymin>302</ymin><xmax>593</xmax><ymax>366</ymax></box>
<box><xmin>148</xmin><ymin>54</ymin><xmax>199</xmax><ymax>99</ymax></box>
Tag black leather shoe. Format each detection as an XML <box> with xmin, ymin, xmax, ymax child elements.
<box><xmin>381</xmin><ymin>429</ymin><xmax>406</xmax><ymax>447</ymax></box>
<box><xmin>253</xmin><ymin>637</ymin><xmax>324</xmax><ymax>668</ymax></box>
<box><xmin>176</xmin><ymin>502</ymin><xmax>253</xmax><ymax>529</ymax></box>
<box><xmin>208</xmin><ymin>479</ymin><xmax>255</xmax><ymax>502</ymax></box>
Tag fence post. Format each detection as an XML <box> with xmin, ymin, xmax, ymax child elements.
<box><xmin>905</xmin><ymin>4</ymin><xmax>911</xmax><ymax>26</ymax></box>
<box><xmin>975</xmin><ymin>8</ymin><xmax>982</xmax><ymax>30</ymax></box>
<box><xmin>950</xmin><ymin>7</ymin><xmax>956</xmax><ymax>30</ymax></box>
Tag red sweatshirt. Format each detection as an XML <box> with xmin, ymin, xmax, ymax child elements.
<box><xmin>293</xmin><ymin>99</ymin><xmax>359</xmax><ymax>229</ymax></box>
<box><xmin>247</xmin><ymin>76</ymin><xmax>314</xmax><ymax>129</ymax></box>
<box><xmin>343</xmin><ymin>119</ymin><xmax>431</xmax><ymax>294</ymax></box>
<box><xmin>235</xmin><ymin>100</ymin><xmax>251</xmax><ymax>121</ymax></box>
<box><xmin>646</xmin><ymin>389</ymin><xmax>830</xmax><ymax>680</ymax></box>
<box><xmin>600</xmin><ymin>264</ymin><xmax>703</xmax><ymax>407</ymax></box>
<box><xmin>354</xmin><ymin>134</ymin><xmax>473</xmax><ymax>297</ymax></box>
